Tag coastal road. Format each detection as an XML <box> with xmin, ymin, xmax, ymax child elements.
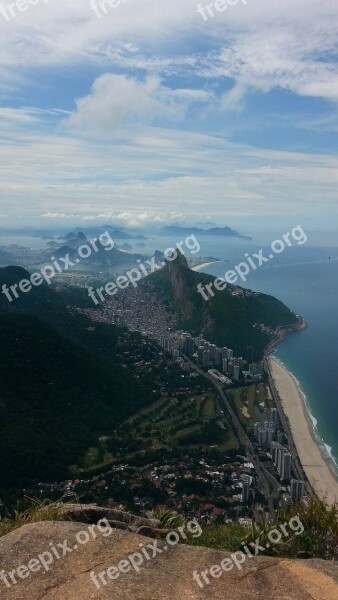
<box><xmin>264</xmin><ymin>357</ymin><xmax>313</xmax><ymax>496</ymax></box>
<box><xmin>183</xmin><ymin>355</ymin><xmax>278</xmax><ymax>516</ymax></box>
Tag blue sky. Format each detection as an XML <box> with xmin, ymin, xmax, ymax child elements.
<box><xmin>0</xmin><ymin>0</ymin><xmax>338</xmax><ymax>235</ymax></box>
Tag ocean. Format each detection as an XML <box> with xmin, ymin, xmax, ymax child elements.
<box><xmin>1</xmin><ymin>229</ymin><xmax>337</xmax><ymax>476</ymax></box>
<box><xmin>191</xmin><ymin>238</ymin><xmax>338</xmax><ymax>478</ymax></box>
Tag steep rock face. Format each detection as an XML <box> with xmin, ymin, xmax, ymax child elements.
<box><xmin>167</xmin><ymin>254</ymin><xmax>196</xmax><ymax>320</ymax></box>
<box><xmin>0</xmin><ymin>518</ymin><xmax>337</xmax><ymax>600</ymax></box>
<box><xmin>151</xmin><ymin>253</ymin><xmax>299</xmax><ymax>358</ymax></box>
<box><xmin>166</xmin><ymin>255</ymin><xmax>213</xmax><ymax>335</ymax></box>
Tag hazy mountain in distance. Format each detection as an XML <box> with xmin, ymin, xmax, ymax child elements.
<box><xmin>118</xmin><ymin>243</ymin><xmax>134</xmax><ymax>251</ymax></box>
<box><xmin>0</xmin><ymin>248</ymin><xmax>12</xmax><ymax>266</ymax></box>
<box><xmin>161</xmin><ymin>225</ymin><xmax>252</xmax><ymax>240</ymax></box>
<box><xmin>74</xmin><ymin>225</ymin><xmax>148</xmax><ymax>240</ymax></box>
<box><xmin>53</xmin><ymin>239</ymin><xmax>143</xmax><ymax>266</ymax></box>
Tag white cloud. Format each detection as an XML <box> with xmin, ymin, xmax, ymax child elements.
<box><xmin>0</xmin><ymin>0</ymin><xmax>338</xmax><ymax>227</ymax></box>
<box><xmin>1</xmin><ymin>112</ymin><xmax>338</xmax><ymax>226</ymax></box>
<box><xmin>0</xmin><ymin>0</ymin><xmax>337</xmax><ymax>105</ymax></box>
<box><xmin>66</xmin><ymin>74</ymin><xmax>191</xmax><ymax>133</ymax></box>
<box><xmin>42</xmin><ymin>212</ymin><xmax>68</xmax><ymax>218</ymax></box>
<box><xmin>221</xmin><ymin>82</ymin><xmax>246</xmax><ymax>111</ymax></box>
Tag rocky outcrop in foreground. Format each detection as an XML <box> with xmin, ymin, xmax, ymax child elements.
<box><xmin>0</xmin><ymin>506</ymin><xmax>337</xmax><ymax>599</ymax></box>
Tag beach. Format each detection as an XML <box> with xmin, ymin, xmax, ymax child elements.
<box><xmin>270</xmin><ymin>358</ymin><xmax>338</xmax><ymax>505</ymax></box>
<box><xmin>191</xmin><ymin>261</ymin><xmax>217</xmax><ymax>271</ymax></box>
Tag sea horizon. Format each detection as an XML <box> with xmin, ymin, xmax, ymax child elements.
<box><xmin>193</xmin><ymin>239</ymin><xmax>338</xmax><ymax>475</ymax></box>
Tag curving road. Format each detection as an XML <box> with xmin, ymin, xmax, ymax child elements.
<box><xmin>183</xmin><ymin>355</ymin><xmax>279</xmax><ymax>516</ymax></box>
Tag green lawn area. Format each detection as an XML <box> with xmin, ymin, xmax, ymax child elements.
<box><xmin>228</xmin><ymin>383</ymin><xmax>274</xmax><ymax>430</ymax></box>
<box><xmin>78</xmin><ymin>391</ymin><xmax>240</xmax><ymax>471</ymax></box>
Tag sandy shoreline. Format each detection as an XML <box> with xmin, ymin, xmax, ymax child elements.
<box><xmin>191</xmin><ymin>261</ymin><xmax>219</xmax><ymax>271</ymax></box>
<box><xmin>270</xmin><ymin>357</ymin><xmax>338</xmax><ymax>505</ymax></box>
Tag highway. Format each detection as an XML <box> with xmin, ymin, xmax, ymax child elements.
<box><xmin>264</xmin><ymin>356</ymin><xmax>313</xmax><ymax>496</ymax></box>
<box><xmin>184</xmin><ymin>355</ymin><xmax>279</xmax><ymax>516</ymax></box>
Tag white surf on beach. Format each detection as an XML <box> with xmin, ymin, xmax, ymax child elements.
<box><xmin>270</xmin><ymin>356</ymin><xmax>338</xmax><ymax>504</ymax></box>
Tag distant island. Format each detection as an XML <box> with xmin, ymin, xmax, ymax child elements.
<box><xmin>41</xmin><ymin>226</ymin><xmax>148</xmax><ymax>241</ymax></box>
<box><xmin>162</xmin><ymin>225</ymin><xmax>252</xmax><ymax>240</ymax></box>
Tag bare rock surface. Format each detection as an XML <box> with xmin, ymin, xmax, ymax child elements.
<box><xmin>0</xmin><ymin>517</ymin><xmax>337</xmax><ymax>600</ymax></box>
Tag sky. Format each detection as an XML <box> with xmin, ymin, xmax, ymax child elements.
<box><xmin>0</xmin><ymin>0</ymin><xmax>338</xmax><ymax>235</ymax></box>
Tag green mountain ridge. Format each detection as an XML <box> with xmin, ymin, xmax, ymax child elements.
<box><xmin>0</xmin><ymin>267</ymin><xmax>157</xmax><ymax>487</ymax></box>
<box><xmin>0</xmin><ymin>259</ymin><xmax>299</xmax><ymax>489</ymax></box>
<box><xmin>150</xmin><ymin>253</ymin><xmax>299</xmax><ymax>359</ymax></box>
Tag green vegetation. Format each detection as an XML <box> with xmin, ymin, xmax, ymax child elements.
<box><xmin>2</xmin><ymin>495</ymin><xmax>337</xmax><ymax>562</ymax></box>
<box><xmin>190</xmin><ymin>496</ymin><xmax>338</xmax><ymax>560</ymax></box>
<box><xmin>150</xmin><ymin>255</ymin><xmax>298</xmax><ymax>359</ymax></box>
<box><xmin>0</xmin><ymin>311</ymin><xmax>156</xmax><ymax>486</ymax></box>
<box><xmin>147</xmin><ymin>507</ymin><xmax>186</xmax><ymax>529</ymax></box>
<box><xmin>0</xmin><ymin>267</ymin><xmax>174</xmax><ymax>487</ymax></box>
<box><xmin>0</xmin><ymin>259</ymin><xmax>296</xmax><ymax>492</ymax></box>
<box><xmin>227</xmin><ymin>383</ymin><xmax>273</xmax><ymax>431</ymax></box>
<box><xmin>77</xmin><ymin>392</ymin><xmax>239</xmax><ymax>471</ymax></box>
<box><xmin>0</xmin><ymin>496</ymin><xmax>71</xmax><ymax>539</ymax></box>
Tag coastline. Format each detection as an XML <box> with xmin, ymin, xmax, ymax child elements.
<box><xmin>269</xmin><ymin>357</ymin><xmax>338</xmax><ymax>505</ymax></box>
<box><xmin>191</xmin><ymin>261</ymin><xmax>219</xmax><ymax>271</ymax></box>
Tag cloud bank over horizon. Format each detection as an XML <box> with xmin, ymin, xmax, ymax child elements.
<box><xmin>0</xmin><ymin>0</ymin><xmax>338</xmax><ymax>228</ymax></box>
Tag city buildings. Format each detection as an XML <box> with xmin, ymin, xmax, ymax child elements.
<box><xmin>241</xmin><ymin>475</ymin><xmax>251</xmax><ymax>503</ymax></box>
<box><xmin>271</xmin><ymin>407</ymin><xmax>278</xmax><ymax>424</ymax></box>
<box><xmin>247</xmin><ymin>345</ymin><xmax>254</xmax><ymax>365</ymax></box>
<box><xmin>158</xmin><ymin>329</ymin><xmax>263</xmax><ymax>386</ymax></box>
<box><xmin>254</xmin><ymin>420</ymin><xmax>275</xmax><ymax>447</ymax></box>
<box><xmin>290</xmin><ymin>479</ymin><xmax>305</xmax><ymax>501</ymax></box>
<box><xmin>273</xmin><ymin>444</ymin><xmax>292</xmax><ymax>481</ymax></box>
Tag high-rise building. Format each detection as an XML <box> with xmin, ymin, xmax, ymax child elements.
<box><xmin>266</xmin><ymin>428</ymin><xmax>274</xmax><ymax>445</ymax></box>
<box><xmin>247</xmin><ymin>345</ymin><xmax>254</xmax><ymax>365</ymax></box>
<box><xmin>187</xmin><ymin>336</ymin><xmax>195</xmax><ymax>355</ymax></box>
<box><xmin>227</xmin><ymin>348</ymin><xmax>234</xmax><ymax>360</ymax></box>
<box><xmin>202</xmin><ymin>350</ymin><xmax>210</xmax><ymax>368</ymax></box>
<box><xmin>277</xmin><ymin>449</ymin><xmax>291</xmax><ymax>481</ymax></box>
<box><xmin>214</xmin><ymin>349</ymin><xmax>221</xmax><ymax>366</ymax></box>
<box><xmin>258</xmin><ymin>428</ymin><xmax>266</xmax><ymax>446</ymax></box>
<box><xmin>222</xmin><ymin>358</ymin><xmax>228</xmax><ymax>374</ymax></box>
<box><xmin>209</xmin><ymin>344</ymin><xmax>216</xmax><ymax>360</ymax></box>
<box><xmin>236</xmin><ymin>357</ymin><xmax>244</xmax><ymax>370</ymax></box>
<box><xmin>290</xmin><ymin>479</ymin><xmax>305</xmax><ymax>501</ymax></box>
<box><xmin>277</xmin><ymin>430</ymin><xmax>284</xmax><ymax>444</ymax></box>
<box><xmin>221</xmin><ymin>347</ymin><xmax>228</xmax><ymax>359</ymax></box>
<box><xmin>227</xmin><ymin>361</ymin><xmax>234</xmax><ymax>377</ymax></box>
<box><xmin>233</xmin><ymin>365</ymin><xmax>240</xmax><ymax>381</ymax></box>
<box><xmin>277</xmin><ymin>446</ymin><xmax>283</xmax><ymax>471</ymax></box>
<box><xmin>241</xmin><ymin>475</ymin><xmax>251</xmax><ymax>502</ymax></box>
<box><xmin>160</xmin><ymin>336</ymin><xmax>172</xmax><ymax>352</ymax></box>
<box><xmin>271</xmin><ymin>441</ymin><xmax>280</xmax><ymax>464</ymax></box>
<box><xmin>258</xmin><ymin>427</ymin><xmax>274</xmax><ymax>446</ymax></box>
<box><xmin>249</xmin><ymin>362</ymin><xmax>264</xmax><ymax>376</ymax></box>
<box><xmin>271</xmin><ymin>407</ymin><xmax>278</xmax><ymax>424</ymax></box>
